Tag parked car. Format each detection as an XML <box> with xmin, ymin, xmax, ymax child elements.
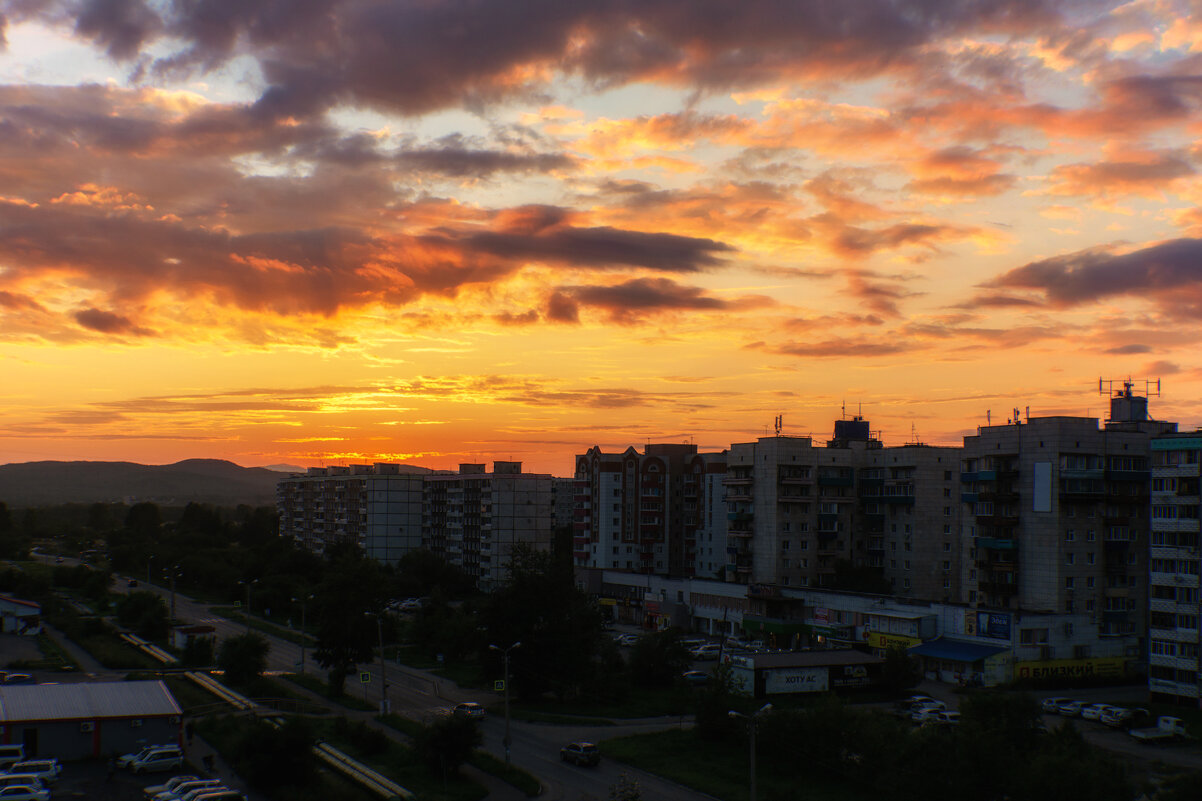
<box><xmin>177</xmin><ymin>788</ymin><xmax>233</xmax><ymax>801</ymax></box>
<box><xmin>190</xmin><ymin>792</ymin><xmax>245</xmax><ymax>801</ymax></box>
<box><xmin>1102</xmin><ymin>707</ymin><xmax>1150</xmax><ymax>729</ymax></box>
<box><xmin>897</xmin><ymin>694</ymin><xmax>937</xmax><ymax>709</ymax></box>
<box><xmin>117</xmin><ymin>744</ymin><xmax>175</xmax><ymax>769</ymax></box>
<box><xmin>680</xmin><ymin>638</ymin><xmax>706</xmax><ymax>651</ymax></box>
<box><xmin>614</xmin><ymin>633</ymin><xmax>640</xmax><ymax>647</ymax></box>
<box><xmin>453</xmin><ymin>702</ymin><xmax>486</xmax><ymax>721</ymax></box>
<box><xmin>1130</xmin><ymin>716</ymin><xmax>1191</xmax><ymax>743</ymax></box>
<box><xmin>128</xmin><ymin>745</ymin><xmax>185</xmax><ymax>774</ymax></box>
<box><xmin>911</xmin><ymin>703</ymin><xmax>946</xmax><ymax>724</ymax></box>
<box><xmin>690</xmin><ymin>643</ymin><xmax>722</xmax><ymax>661</ymax></box>
<box><xmin>0</xmin><ymin>747</ymin><xmax>23</xmax><ymax>771</ymax></box>
<box><xmin>560</xmin><ymin>741</ymin><xmax>600</xmax><ymax>767</ymax></box>
<box><xmin>157</xmin><ymin>779</ymin><xmax>225</xmax><ymax>801</ymax></box>
<box><xmin>1</xmin><ymin>761</ymin><xmax>60</xmax><ymax>784</ymax></box>
<box><xmin>0</xmin><ymin>786</ymin><xmax>50</xmax><ymax>801</ymax></box>
<box><xmin>934</xmin><ymin>711</ymin><xmax>961</xmax><ymax>726</ymax></box>
<box><xmin>0</xmin><ymin>777</ymin><xmax>44</xmax><ymax>794</ymax></box>
<box><xmin>0</xmin><ymin>674</ymin><xmax>33</xmax><ymax>686</ymax></box>
<box><xmin>144</xmin><ymin>775</ymin><xmax>200</xmax><ymax>799</ymax></box>
<box><xmin>1080</xmin><ymin>703</ymin><xmax>1113</xmax><ymax>721</ymax></box>
<box><xmin>681</xmin><ymin>670</ymin><xmax>709</xmax><ymax>687</ymax></box>
<box><xmin>1040</xmin><ymin>697</ymin><xmax>1073</xmax><ymax>714</ymax></box>
<box><xmin>1057</xmin><ymin>700</ymin><xmax>1085</xmax><ymax>717</ymax></box>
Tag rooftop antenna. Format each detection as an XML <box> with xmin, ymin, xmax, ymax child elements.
<box><xmin>774</xmin><ymin>414</ymin><xmax>783</xmax><ymax>436</ymax></box>
<box><xmin>1013</xmin><ymin>407</ymin><xmax>1021</xmax><ymax>426</ymax></box>
<box><xmin>986</xmin><ymin>410</ymin><xmax>991</xmax><ymax>426</ymax></box>
<box><xmin>841</xmin><ymin>400</ymin><xmax>846</xmax><ymax>420</ymax></box>
<box><xmin>1025</xmin><ymin>406</ymin><xmax>1030</xmax><ymax>423</ymax></box>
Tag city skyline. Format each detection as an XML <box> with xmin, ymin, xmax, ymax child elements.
<box><xmin>2</xmin><ymin>1</ymin><xmax>1202</xmax><ymax>475</ymax></box>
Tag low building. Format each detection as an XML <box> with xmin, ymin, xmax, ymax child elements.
<box><xmin>726</xmin><ymin>650</ymin><xmax>882</xmax><ymax>698</ymax></box>
<box><xmin>0</xmin><ymin>680</ymin><xmax>182</xmax><ymax>760</ymax></box>
<box><xmin>0</xmin><ymin>596</ymin><xmax>41</xmax><ymax>635</ymax></box>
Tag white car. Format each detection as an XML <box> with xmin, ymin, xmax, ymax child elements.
<box><xmin>911</xmin><ymin>702</ymin><xmax>946</xmax><ymax>724</ymax></box>
<box><xmin>117</xmin><ymin>744</ymin><xmax>176</xmax><ymax>769</ymax></box>
<box><xmin>1</xmin><ymin>761</ymin><xmax>59</xmax><ymax>784</ymax></box>
<box><xmin>1040</xmin><ymin>697</ymin><xmax>1072</xmax><ymax>713</ymax></box>
<box><xmin>1080</xmin><ymin>703</ymin><xmax>1113</xmax><ymax>721</ymax></box>
<box><xmin>0</xmin><ymin>787</ymin><xmax>49</xmax><ymax>801</ymax></box>
<box><xmin>145</xmin><ymin>775</ymin><xmax>200</xmax><ymax>798</ymax></box>
<box><xmin>690</xmin><ymin>643</ymin><xmax>722</xmax><ymax>660</ymax></box>
<box><xmin>1057</xmin><ymin>700</ymin><xmax>1085</xmax><ymax>717</ymax></box>
<box><xmin>934</xmin><ymin>711</ymin><xmax>961</xmax><ymax>726</ymax></box>
<box><xmin>159</xmin><ymin>780</ymin><xmax>225</xmax><ymax>801</ymax></box>
<box><xmin>129</xmin><ymin>746</ymin><xmax>184</xmax><ymax>775</ymax></box>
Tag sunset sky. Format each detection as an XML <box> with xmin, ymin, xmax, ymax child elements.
<box><xmin>2</xmin><ymin>0</ymin><xmax>1202</xmax><ymax>476</ymax></box>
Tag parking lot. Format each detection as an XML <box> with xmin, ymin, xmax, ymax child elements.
<box><xmin>24</xmin><ymin>758</ymin><xmax>210</xmax><ymax>800</ymax></box>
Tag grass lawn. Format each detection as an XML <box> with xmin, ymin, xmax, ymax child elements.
<box><xmin>511</xmin><ymin>685</ymin><xmax>695</xmax><ymax>720</ymax></box>
<box><xmin>602</xmin><ymin>728</ymin><xmax>876</xmax><ymax>801</ymax></box>
<box><xmin>392</xmin><ymin>645</ymin><xmax>484</xmax><ymax>689</ymax></box>
<box><xmin>210</xmin><ymin>606</ymin><xmax>315</xmax><ymax>648</ymax></box>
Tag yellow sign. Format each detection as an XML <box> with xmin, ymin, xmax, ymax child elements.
<box><xmin>867</xmin><ymin>632</ymin><xmax>921</xmax><ymax>650</ymax></box>
<box><xmin>1014</xmin><ymin>657</ymin><xmax>1126</xmax><ymax>681</ymax></box>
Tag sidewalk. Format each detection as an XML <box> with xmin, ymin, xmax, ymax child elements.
<box><xmin>39</xmin><ymin>621</ymin><xmax>109</xmax><ymax>676</ymax></box>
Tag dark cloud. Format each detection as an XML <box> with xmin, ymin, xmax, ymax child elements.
<box><xmin>554</xmin><ymin>277</ymin><xmax>772</xmax><ymax>322</ymax></box>
<box><xmin>1104</xmin><ymin>344</ymin><xmax>1152</xmax><ymax>354</ymax></box>
<box><xmin>955</xmin><ymin>294</ymin><xmax>1045</xmax><ymax>309</ymax></box>
<box><xmin>1144</xmin><ymin>359</ymin><xmax>1180</xmax><ymax>375</ymax></box>
<box><xmin>990</xmin><ymin>238</ymin><xmax>1202</xmax><ymax>313</ymax></box>
<box><xmin>752</xmin><ymin>337</ymin><xmax>916</xmax><ymax>358</ymax></box>
<box><xmin>27</xmin><ymin>0</ymin><xmax>1069</xmax><ymax>118</ymax></box>
<box><xmin>546</xmin><ymin>292</ymin><xmax>580</xmax><ymax>323</ymax></box>
<box><xmin>74</xmin><ymin>0</ymin><xmax>162</xmax><ymax>59</ymax></box>
<box><xmin>453</xmin><ymin>224</ymin><xmax>733</xmax><ymax>272</ymax></box>
<box><xmin>73</xmin><ymin>307</ymin><xmax>153</xmax><ymax>336</ymax></box>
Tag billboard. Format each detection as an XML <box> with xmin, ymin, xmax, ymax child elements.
<box><xmin>867</xmin><ymin>631</ymin><xmax>921</xmax><ymax>650</ymax></box>
<box><xmin>1014</xmin><ymin>657</ymin><xmax>1127</xmax><ymax>681</ymax></box>
<box><xmin>965</xmin><ymin>610</ymin><xmax>1011</xmax><ymax>640</ymax></box>
<box><xmin>764</xmin><ymin>667</ymin><xmax>829</xmax><ymax>695</ymax></box>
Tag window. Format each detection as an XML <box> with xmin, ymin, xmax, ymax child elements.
<box><xmin>1086</xmin><ymin>529</ymin><xmax>1096</xmax><ymax>542</ymax></box>
<box><xmin>944</xmin><ymin>470</ymin><xmax>952</xmax><ymax>480</ymax></box>
<box><xmin>903</xmin><ymin>578</ymin><xmax>911</xmax><ymax>589</ymax></box>
<box><xmin>943</xmin><ymin>542</ymin><xmax>951</xmax><ymax>552</ymax></box>
<box><xmin>942</xmin><ymin>560</ymin><xmax>951</xmax><ymax>570</ymax></box>
<box><xmin>1087</xmin><ymin>552</ymin><xmax>1095</xmax><ymax>565</ymax></box>
<box><xmin>782</xmin><ymin>540</ymin><xmax>790</xmax><ymax>551</ymax></box>
<box><xmin>943</xmin><ymin>524</ymin><xmax>951</xmax><ymax>534</ymax></box>
<box><xmin>1066</xmin><ymin>553</ymin><xmax>1075</xmax><ymax>565</ymax></box>
<box><xmin>1065</xmin><ymin>577</ymin><xmax>1075</xmax><ymax>589</ymax></box>
<box><xmin>1065</xmin><ymin>529</ymin><xmax>1076</xmax><ymax>542</ymax></box>
<box><xmin>1020</xmin><ymin>628</ymin><xmax>1049</xmax><ymax>644</ymax></box>
<box><xmin>943</xmin><ymin>506</ymin><xmax>951</xmax><ymax>516</ymax></box>
<box><xmin>904</xmin><ymin>560</ymin><xmax>911</xmax><ymax>570</ymax></box>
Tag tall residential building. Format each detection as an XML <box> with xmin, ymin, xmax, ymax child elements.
<box><xmin>1148</xmin><ymin>431</ymin><xmax>1202</xmax><ymax>705</ymax></box>
<box><xmin>724</xmin><ymin>417</ymin><xmax>960</xmax><ymax>599</ymax></box>
<box><xmin>573</xmin><ymin>444</ymin><xmax>724</xmax><ymax>577</ymax></box>
<box><xmin>279</xmin><ymin>461</ymin><xmax>553</xmax><ymax>588</ymax></box>
<box><xmin>960</xmin><ymin>384</ymin><xmax>1175</xmax><ymax>659</ymax></box>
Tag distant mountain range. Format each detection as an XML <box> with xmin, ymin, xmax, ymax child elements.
<box><xmin>0</xmin><ymin>459</ymin><xmax>294</xmax><ymax>507</ymax></box>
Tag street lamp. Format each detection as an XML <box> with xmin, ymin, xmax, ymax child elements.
<box><xmin>292</xmin><ymin>594</ymin><xmax>314</xmax><ymax>674</ymax></box>
<box><xmin>146</xmin><ymin>554</ymin><xmax>155</xmax><ymax>587</ymax></box>
<box><xmin>488</xmin><ymin>641</ymin><xmax>521</xmax><ymax>764</ymax></box>
<box><xmin>365</xmin><ymin>611</ymin><xmax>389</xmax><ymax>714</ymax></box>
<box><xmin>238</xmin><ymin>579</ymin><xmax>259</xmax><ymax>634</ymax></box>
<box><xmin>164</xmin><ymin>564</ymin><xmax>181</xmax><ymax>623</ymax></box>
<box><xmin>728</xmin><ymin>703</ymin><xmax>772</xmax><ymax>801</ymax></box>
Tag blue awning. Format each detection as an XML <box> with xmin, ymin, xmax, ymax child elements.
<box><xmin>908</xmin><ymin>638</ymin><xmax>1007</xmax><ymax>663</ymax></box>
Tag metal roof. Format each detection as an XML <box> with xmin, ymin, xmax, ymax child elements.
<box><xmin>732</xmin><ymin>649</ymin><xmax>883</xmax><ymax>669</ymax></box>
<box><xmin>908</xmin><ymin>638</ymin><xmax>1008</xmax><ymax>663</ymax></box>
<box><xmin>0</xmin><ymin>680</ymin><xmax>181</xmax><ymax>723</ymax></box>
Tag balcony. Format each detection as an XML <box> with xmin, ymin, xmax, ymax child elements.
<box><xmin>818</xmin><ymin>475</ymin><xmax>854</xmax><ymax>487</ymax></box>
<box><xmin>728</xmin><ymin>511</ymin><xmax>754</xmax><ymax>522</ymax></box>
<box><xmin>978</xmin><ymin>537</ymin><xmax>1017</xmax><ymax>550</ymax></box>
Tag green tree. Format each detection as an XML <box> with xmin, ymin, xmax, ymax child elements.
<box><xmin>125</xmin><ymin>502</ymin><xmax>161</xmax><ymax>538</ymax></box>
<box><xmin>115</xmin><ymin>590</ymin><xmax>169</xmax><ymax>640</ymax></box>
<box><xmin>229</xmin><ymin>717</ymin><xmax>318</xmax><ymax>792</ymax></box>
<box><xmin>218</xmin><ymin>632</ymin><xmax>270</xmax><ymax>686</ymax></box>
<box><xmin>182</xmin><ymin>636</ymin><xmax>215</xmax><ymax>668</ymax></box>
<box><xmin>479</xmin><ymin>544</ymin><xmax>604</xmax><ymax>700</ymax></box>
<box><xmin>693</xmin><ymin>662</ymin><xmax>742</xmax><ymax>742</ymax></box>
<box><xmin>414</xmin><ymin>714</ymin><xmax>482</xmax><ymax>776</ymax></box>
<box><xmin>627</xmin><ymin>629</ymin><xmax>691</xmax><ymax>689</ymax></box>
<box><xmin>879</xmin><ymin>644</ymin><xmax>921</xmax><ymax>694</ymax></box>
<box><xmin>312</xmin><ymin>551</ymin><xmax>388</xmax><ymax>696</ymax></box>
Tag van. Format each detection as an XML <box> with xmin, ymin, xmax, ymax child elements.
<box><xmin>129</xmin><ymin>745</ymin><xmax>184</xmax><ymax>774</ymax></box>
<box><xmin>0</xmin><ymin>745</ymin><xmax>24</xmax><ymax>769</ymax></box>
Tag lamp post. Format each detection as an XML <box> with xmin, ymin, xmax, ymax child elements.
<box><xmin>488</xmin><ymin>641</ymin><xmax>521</xmax><ymax>764</ymax></box>
<box><xmin>165</xmin><ymin>565</ymin><xmax>181</xmax><ymax>623</ymax></box>
<box><xmin>146</xmin><ymin>554</ymin><xmax>154</xmax><ymax>587</ymax></box>
<box><xmin>728</xmin><ymin>703</ymin><xmax>772</xmax><ymax>801</ymax></box>
<box><xmin>292</xmin><ymin>594</ymin><xmax>314</xmax><ymax>674</ymax></box>
<box><xmin>365</xmin><ymin>611</ymin><xmax>389</xmax><ymax>714</ymax></box>
<box><xmin>238</xmin><ymin>579</ymin><xmax>259</xmax><ymax>634</ymax></box>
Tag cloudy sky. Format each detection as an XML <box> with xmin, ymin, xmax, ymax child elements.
<box><xmin>2</xmin><ymin>0</ymin><xmax>1201</xmax><ymax>474</ymax></box>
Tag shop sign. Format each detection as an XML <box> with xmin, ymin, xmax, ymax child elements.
<box><xmin>813</xmin><ymin>607</ymin><xmax>830</xmax><ymax>623</ymax></box>
<box><xmin>831</xmin><ymin>664</ymin><xmax>873</xmax><ymax>688</ymax></box>
<box><xmin>765</xmin><ymin>667</ymin><xmax>828</xmax><ymax>694</ymax></box>
<box><xmin>867</xmin><ymin>631</ymin><xmax>921</xmax><ymax>650</ymax></box>
<box><xmin>1014</xmin><ymin>657</ymin><xmax>1126</xmax><ymax>681</ymax></box>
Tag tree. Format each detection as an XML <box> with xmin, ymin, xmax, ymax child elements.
<box><xmin>218</xmin><ymin>633</ymin><xmax>270</xmax><ymax>686</ymax></box>
<box><xmin>413</xmin><ymin>714</ymin><xmax>482</xmax><ymax>776</ymax></box>
<box><xmin>182</xmin><ymin>636</ymin><xmax>215</xmax><ymax>668</ymax></box>
<box><xmin>312</xmin><ymin>550</ymin><xmax>388</xmax><ymax>696</ymax></box>
<box><xmin>115</xmin><ymin>591</ymin><xmax>169</xmax><ymax>640</ymax></box>
<box><xmin>627</xmin><ymin>629</ymin><xmax>691</xmax><ymax>689</ymax></box>
<box><xmin>228</xmin><ymin>717</ymin><xmax>318</xmax><ymax>792</ymax></box>
<box><xmin>479</xmin><ymin>544</ymin><xmax>605</xmax><ymax>700</ymax></box>
<box><xmin>879</xmin><ymin>644</ymin><xmax>921</xmax><ymax>694</ymax></box>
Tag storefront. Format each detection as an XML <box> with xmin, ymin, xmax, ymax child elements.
<box><xmin>726</xmin><ymin>650</ymin><xmax>883</xmax><ymax>698</ymax></box>
<box><xmin>908</xmin><ymin>637</ymin><xmax>1010</xmax><ymax>687</ymax></box>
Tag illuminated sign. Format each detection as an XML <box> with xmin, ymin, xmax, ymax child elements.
<box><xmin>867</xmin><ymin>632</ymin><xmax>921</xmax><ymax>650</ymax></box>
<box><xmin>765</xmin><ymin>667</ymin><xmax>828</xmax><ymax>694</ymax></box>
<box><xmin>1014</xmin><ymin>657</ymin><xmax>1126</xmax><ymax>681</ymax></box>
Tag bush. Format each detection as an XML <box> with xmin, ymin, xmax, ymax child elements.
<box><xmin>331</xmin><ymin>717</ymin><xmax>389</xmax><ymax>757</ymax></box>
<box><xmin>413</xmin><ymin>715</ymin><xmax>482</xmax><ymax>776</ymax></box>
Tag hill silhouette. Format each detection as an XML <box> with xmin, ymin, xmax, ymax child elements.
<box><xmin>0</xmin><ymin>459</ymin><xmax>289</xmax><ymax>507</ymax></box>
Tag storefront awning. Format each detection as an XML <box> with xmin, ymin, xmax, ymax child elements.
<box><xmin>908</xmin><ymin>638</ymin><xmax>1007</xmax><ymax>663</ymax></box>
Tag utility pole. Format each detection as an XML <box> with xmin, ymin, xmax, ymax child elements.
<box><xmin>489</xmin><ymin>641</ymin><xmax>521</xmax><ymax>764</ymax></box>
<box><xmin>729</xmin><ymin>703</ymin><xmax>772</xmax><ymax>801</ymax></box>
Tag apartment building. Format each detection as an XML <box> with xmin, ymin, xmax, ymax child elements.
<box><xmin>573</xmin><ymin>444</ymin><xmax>725</xmax><ymax>577</ymax></box>
<box><xmin>1148</xmin><ymin>431</ymin><xmax>1202</xmax><ymax>705</ymax></box>
<box><xmin>960</xmin><ymin>384</ymin><xmax>1175</xmax><ymax>661</ymax></box>
<box><xmin>724</xmin><ymin>417</ymin><xmax>960</xmax><ymax>600</ymax></box>
<box><xmin>279</xmin><ymin>461</ymin><xmax>553</xmax><ymax>588</ymax></box>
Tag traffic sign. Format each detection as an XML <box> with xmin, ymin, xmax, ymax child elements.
<box><xmin>494</xmin><ymin>680</ymin><xmax>505</xmax><ymax>692</ymax></box>
<box><xmin>360</xmin><ymin>672</ymin><xmax>371</xmax><ymax>684</ymax></box>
